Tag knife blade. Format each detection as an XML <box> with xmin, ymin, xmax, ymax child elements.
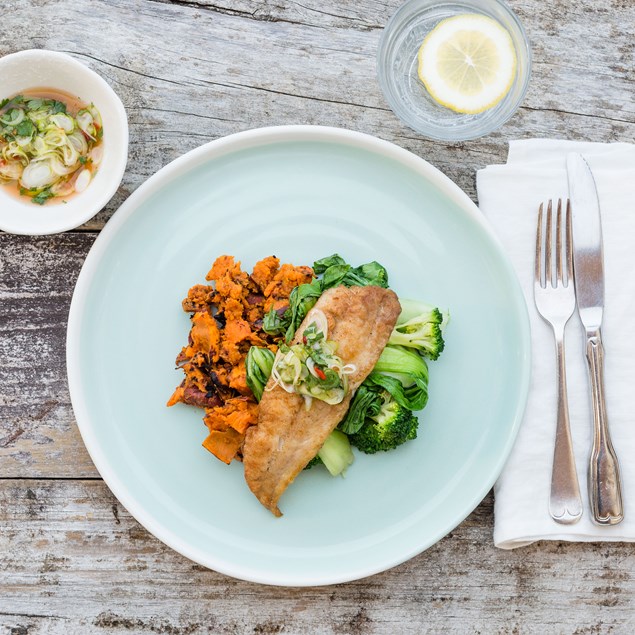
<box><xmin>567</xmin><ymin>152</ymin><xmax>624</xmax><ymax>525</ymax></box>
<box><xmin>568</xmin><ymin>154</ymin><xmax>604</xmax><ymax>330</ymax></box>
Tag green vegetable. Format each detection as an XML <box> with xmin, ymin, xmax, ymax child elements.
<box><xmin>367</xmin><ymin>345</ymin><xmax>429</xmax><ymax>411</ymax></box>
<box><xmin>339</xmin><ymin>345</ymin><xmax>427</xmax><ymax>441</ymax></box>
<box><xmin>262</xmin><ymin>307</ymin><xmax>288</xmax><ymax>335</ymax></box>
<box><xmin>388</xmin><ymin>299</ymin><xmax>448</xmax><ymax>361</ymax></box>
<box><xmin>245</xmin><ymin>346</ymin><xmax>275</xmax><ymax>402</ymax></box>
<box><xmin>51</xmin><ymin>100</ymin><xmax>67</xmax><ymax>114</ymax></box>
<box><xmin>339</xmin><ymin>383</ymin><xmax>383</xmax><ymax>435</ymax></box>
<box><xmin>283</xmin><ymin>254</ymin><xmax>389</xmax><ymax>342</ymax></box>
<box><xmin>344</xmin><ymin>261</ymin><xmax>389</xmax><ymax>287</ymax></box>
<box><xmin>31</xmin><ymin>188</ymin><xmax>54</xmax><ymax>205</ymax></box>
<box><xmin>284</xmin><ymin>278</ymin><xmax>322</xmax><ymax>341</ymax></box>
<box><xmin>15</xmin><ymin>119</ymin><xmax>35</xmax><ymax>137</ymax></box>
<box><xmin>303</xmin><ymin>455</ymin><xmax>323</xmax><ymax>470</ymax></box>
<box><xmin>0</xmin><ymin>107</ymin><xmax>24</xmax><ymax>127</ymax></box>
<box><xmin>316</xmin><ymin>429</ymin><xmax>354</xmax><ymax>476</ymax></box>
<box><xmin>313</xmin><ymin>254</ymin><xmax>388</xmax><ymax>289</ymax></box>
<box><xmin>0</xmin><ymin>94</ymin><xmax>102</xmax><ymax>203</ymax></box>
<box><xmin>350</xmin><ymin>398</ymin><xmax>418</xmax><ymax>454</ymax></box>
<box><xmin>312</xmin><ymin>254</ymin><xmax>347</xmax><ymax>273</ymax></box>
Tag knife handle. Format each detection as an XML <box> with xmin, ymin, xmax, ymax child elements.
<box><xmin>585</xmin><ymin>330</ymin><xmax>624</xmax><ymax>525</ymax></box>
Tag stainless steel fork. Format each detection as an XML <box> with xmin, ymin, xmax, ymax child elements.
<box><xmin>534</xmin><ymin>199</ymin><xmax>583</xmax><ymax>524</ymax></box>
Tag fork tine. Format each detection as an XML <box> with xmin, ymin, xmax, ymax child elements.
<box><xmin>565</xmin><ymin>199</ymin><xmax>573</xmax><ymax>286</ymax></box>
<box><xmin>535</xmin><ymin>202</ymin><xmax>544</xmax><ymax>286</ymax></box>
<box><xmin>546</xmin><ymin>200</ymin><xmax>553</xmax><ymax>287</ymax></box>
<box><xmin>556</xmin><ymin>199</ymin><xmax>563</xmax><ymax>283</ymax></box>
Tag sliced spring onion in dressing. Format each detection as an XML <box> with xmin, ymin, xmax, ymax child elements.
<box><xmin>0</xmin><ymin>94</ymin><xmax>103</xmax><ymax>204</ymax></box>
<box><xmin>267</xmin><ymin>310</ymin><xmax>356</xmax><ymax>407</ymax></box>
<box><xmin>74</xmin><ymin>169</ymin><xmax>92</xmax><ymax>193</ymax></box>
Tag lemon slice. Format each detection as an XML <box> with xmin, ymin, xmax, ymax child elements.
<box><xmin>417</xmin><ymin>14</ymin><xmax>517</xmax><ymax>114</ymax></box>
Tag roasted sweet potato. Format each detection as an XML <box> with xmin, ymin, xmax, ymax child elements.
<box><xmin>202</xmin><ymin>429</ymin><xmax>244</xmax><ymax>465</ymax></box>
<box><xmin>168</xmin><ymin>255</ymin><xmax>314</xmax><ymax>465</ymax></box>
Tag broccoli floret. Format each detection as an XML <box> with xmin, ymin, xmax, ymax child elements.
<box><xmin>388</xmin><ymin>300</ymin><xmax>447</xmax><ymax>361</ymax></box>
<box><xmin>389</xmin><ymin>317</ymin><xmax>444</xmax><ymax>360</ymax></box>
<box><xmin>303</xmin><ymin>455</ymin><xmax>323</xmax><ymax>470</ymax></box>
<box><xmin>350</xmin><ymin>399</ymin><xmax>418</xmax><ymax>454</ymax></box>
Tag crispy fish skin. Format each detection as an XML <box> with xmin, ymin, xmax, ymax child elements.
<box><xmin>242</xmin><ymin>285</ymin><xmax>401</xmax><ymax>516</ymax></box>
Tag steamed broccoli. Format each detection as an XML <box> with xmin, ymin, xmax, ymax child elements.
<box><xmin>388</xmin><ymin>299</ymin><xmax>448</xmax><ymax>361</ymax></box>
<box><xmin>349</xmin><ymin>398</ymin><xmax>418</xmax><ymax>454</ymax></box>
<box><xmin>304</xmin><ymin>455</ymin><xmax>322</xmax><ymax>470</ymax></box>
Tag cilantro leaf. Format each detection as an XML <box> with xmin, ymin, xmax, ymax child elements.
<box><xmin>2</xmin><ymin>108</ymin><xmax>23</xmax><ymax>125</ymax></box>
<box><xmin>31</xmin><ymin>188</ymin><xmax>55</xmax><ymax>205</ymax></box>
<box><xmin>51</xmin><ymin>100</ymin><xmax>67</xmax><ymax>114</ymax></box>
<box><xmin>15</xmin><ymin>120</ymin><xmax>35</xmax><ymax>137</ymax></box>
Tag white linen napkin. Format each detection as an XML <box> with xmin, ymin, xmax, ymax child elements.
<box><xmin>477</xmin><ymin>139</ymin><xmax>635</xmax><ymax>548</ymax></box>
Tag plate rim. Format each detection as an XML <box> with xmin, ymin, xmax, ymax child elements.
<box><xmin>66</xmin><ymin>125</ymin><xmax>531</xmax><ymax>586</ymax></box>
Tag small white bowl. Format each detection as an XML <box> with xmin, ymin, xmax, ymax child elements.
<box><xmin>0</xmin><ymin>49</ymin><xmax>128</xmax><ymax>234</ymax></box>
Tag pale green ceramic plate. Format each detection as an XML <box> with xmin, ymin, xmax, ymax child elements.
<box><xmin>67</xmin><ymin>126</ymin><xmax>530</xmax><ymax>586</ymax></box>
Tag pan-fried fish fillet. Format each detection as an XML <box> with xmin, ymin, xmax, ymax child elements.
<box><xmin>242</xmin><ymin>285</ymin><xmax>401</xmax><ymax>516</ymax></box>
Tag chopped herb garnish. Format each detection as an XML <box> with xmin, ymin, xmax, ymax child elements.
<box><xmin>79</xmin><ymin>156</ymin><xmax>87</xmax><ymax>165</ymax></box>
<box><xmin>0</xmin><ymin>108</ymin><xmax>22</xmax><ymax>126</ymax></box>
<box><xmin>32</xmin><ymin>188</ymin><xmax>54</xmax><ymax>205</ymax></box>
<box><xmin>51</xmin><ymin>100</ymin><xmax>67</xmax><ymax>114</ymax></box>
<box><xmin>269</xmin><ymin>318</ymin><xmax>356</xmax><ymax>406</ymax></box>
<box><xmin>15</xmin><ymin>120</ymin><xmax>35</xmax><ymax>137</ymax></box>
<box><xmin>303</xmin><ymin>323</ymin><xmax>324</xmax><ymax>346</ymax></box>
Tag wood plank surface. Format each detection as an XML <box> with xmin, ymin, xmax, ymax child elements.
<box><xmin>2</xmin><ymin>483</ymin><xmax>634</xmax><ymax>635</ymax></box>
<box><xmin>0</xmin><ymin>235</ymin><xmax>98</xmax><ymax>479</ymax></box>
<box><xmin>1</xmin><ymin>0</ymin><xmax>633</xmax><ymax>229</ymax></box>
<box><xmin>1</xmin><ymin>0</ymin><xmax>635</xmax><ymax>632</ymax></box>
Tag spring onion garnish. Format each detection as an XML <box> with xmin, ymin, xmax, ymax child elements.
<box><xmin>268</xmin><ymin>309</ymin><xmax>356</xmax><ymax>407</ymax></box>
<box><xmin>0</xmin><ymin>94</ymin><xmax>103</xmax><ymax>204</ymax></box>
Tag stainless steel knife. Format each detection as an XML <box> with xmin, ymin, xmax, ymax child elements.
<box><xmin>567</xmin><ymin>152</ymin><xmax>624</xmax><ymax>525</ymax></box>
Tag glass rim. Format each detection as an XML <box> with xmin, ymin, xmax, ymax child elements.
<box><xmin>377</xmin><ymin>0</ymin><xmax>532</xmax><ymax>141</ymax></box>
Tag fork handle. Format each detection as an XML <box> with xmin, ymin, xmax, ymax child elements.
<box><xmin>585</xmin><ymin>329</ymin><xmax>624</xmax><ymax>525</ymax></box>
<box><xmin>549</xmin><ymin>329</ymin><xmax>583</xmax><ymax>524</ymax></box>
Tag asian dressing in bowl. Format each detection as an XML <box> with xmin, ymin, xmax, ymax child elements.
<box><xmin>0</xmin><ymin>88</ymin><xmax>103</xmax><ymax>205</ymax></box>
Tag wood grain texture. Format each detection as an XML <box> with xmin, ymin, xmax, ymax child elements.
<box><xmin>1</xmin><ymin>483</ymin><xmax>634</xmax><ymax>635</ymax></box>
<box><xmin>0</xmin><ymin>235</ymin><xmax>98</xmax><ymax>479</ymax></box>
<box><xmin>1</xmin><ymin>0</ymin><xmax>635</xmax><ymax>632</ymax></box>
<box><xmin>1</xmin><ymin>0</ymin><xmax>633</xmax><ymax>228</ymax></box>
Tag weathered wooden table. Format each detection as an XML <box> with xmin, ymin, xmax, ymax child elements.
<box><xmin>2</xmin><ymin>1</ymin><xmax>634</xmax><ymax>633</ymax></box>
